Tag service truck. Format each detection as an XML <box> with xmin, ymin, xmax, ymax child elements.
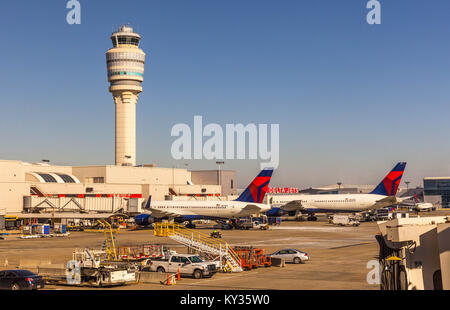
<box><xmin>331</xmin><ymin>214</ymin><xmax>360</xmax><ymax>227</ymax></box>
<box><xmin>145</xmin><ymin>254</ymin><xmax>217</xmax><ymax>279</ymax></box>
<box><xmin>68</xmin><ymin>249</ymin><xmax>137</xmax><ymax>287</ymax></box>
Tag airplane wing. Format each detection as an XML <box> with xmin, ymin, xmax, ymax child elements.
<box><xmin>148</xmin><ymin>208</ymin><xmax>191</xmax><ymax>218</ymax></box>
<box><xmin>398</xmin><ymin>196</ymin><xmax>414</xmax><ymax>201</ymax></box>
<box><xmin>237</xmin><ymin>204</ymin><xmax>266</xmax><ymax>216</ymax></box>
<box><xmin>279</xmin><ymin>200</ymin><xmax>303</xmax><ymax>212</ymax></box>
<box><xmin>370</xmin><ymin>196</ymin><xmax>403</xmax><ymax>209</ymax></box>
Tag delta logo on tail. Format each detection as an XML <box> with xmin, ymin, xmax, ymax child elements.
<box><xmin>370</xmin><ymin>162</ymin><xmax>407</xmax><ymax>196</ymax></box>
<box><xmin>235</xmin><ymin>168</ymin><xmax>274</xmax><ymax>203</ymax></box>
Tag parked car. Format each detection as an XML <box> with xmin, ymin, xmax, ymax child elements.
<box><xmin>269</xmin><ymin>249</ymin><xmax>310</xmax><ymax>264</ymax></box>
<box><xmin>0</xmin><ymin>270</ymin><xmax>45</xmax><ymax>290</ymax></box>
<box><xmin>144</xmin><ymin>254</ymin><xmax>217</xmax><ymax>279</ymax></box>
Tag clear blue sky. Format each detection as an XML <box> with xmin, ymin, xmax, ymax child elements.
<box><xmin>0</xmin><ymin>0</ymin><xmax>449</xmax><ymax>188</ymax></box>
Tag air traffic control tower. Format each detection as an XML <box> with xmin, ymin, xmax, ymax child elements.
<box><xmin>106</xmin><ymin>25</ymin><xmax>146</xmax><ymax>166</ymax></box>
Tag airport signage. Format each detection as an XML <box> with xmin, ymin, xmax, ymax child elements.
<box><xmin>267</xmin><ymin>187</ymin><xmax>299</xmax><ymax>194</ymax></box>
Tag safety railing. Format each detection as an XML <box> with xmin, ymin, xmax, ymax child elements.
<box><xmin>98</xmin><ymin>220</ymin><xmax>117</xmax><ymax>261</ymax></box>
<box><xmin>118</xmin><ymin>244</ymin><xmax>165</xmax><ymax>260</ymax></box>
<box><xmin>154</xmin><ymin>222</ymin><xmax>242</xmax><ymax>271</ymax></box>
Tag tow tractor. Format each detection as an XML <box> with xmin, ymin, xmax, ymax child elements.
<box><xmin>217</xmin><ymin>215</ymin><xmax>270</xmax><ymax>230</ymax></box>
<box><xmin>68</xmin><ymin>248</ymin><xmax>138</xmax><ymax>287</ymax></box>
<box><xmin>210</xmin><ymin>231</ymin><xmax>222</xmax><ymax>238</ymax></box>
<box><xmin>43</xmin><ymin>220</ymin><xmax>138</xmax><ymax>287</ymax></box>
<box><xmin>235</xmin><ymin>216</ymin><xmax>269</xmax><ymax>230</ymax></box>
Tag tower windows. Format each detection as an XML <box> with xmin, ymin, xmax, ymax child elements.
<box><xmin>108</xmin><ymin>71</ymin><xmax>144</xmax><ymax>78</ymax></box>
<box><xmin>116</xmin><ymin>36</ymin><xmax>140</xmax><ymax>46</ymax></box>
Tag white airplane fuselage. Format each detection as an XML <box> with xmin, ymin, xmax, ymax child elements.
<box><xmin>148</xmin><ymin>200</ymin><xmax>271</xmax><ymax>219</ymax></box>
<box><xmin>270</xmin><ymin>193</ymin><xmax>391</xmax><ymax>213</ymax></box>
<box><xmin>415</xmin><ymin>203</ymin><xmax>433</xmax><ymax>212</ymax></box>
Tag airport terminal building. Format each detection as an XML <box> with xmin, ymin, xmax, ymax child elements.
<box><xmin>424</xmin><ymin>177</ymin><xmax>450</xmax><ymax>208</ymax></box>
<box><xmin>0</xmin><ymin>160</ymin><xmax>236</xmax><ymax>218</ymax></box>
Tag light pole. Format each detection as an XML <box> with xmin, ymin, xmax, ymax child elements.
<box><xmin>172</xmin><ymin>165</ymin><xmax>175</xmax><ymax>193</ymax></box>
<box><xmin>216</xmin><ymin>161</ymin><xmax>225</xmax><ymax>194</ymax></box>
<box><xmin>405</xmin><ymin>181</ymin><xmax>410</xmax><ymax>192</ymax></box>
<box><xmin>125</xmin><ymin>155</ymin><xmax>132</xmax><ymax>166</ymax></box>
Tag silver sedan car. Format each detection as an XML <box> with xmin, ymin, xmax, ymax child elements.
<box><xmin>269</xmin><ymin>249</ymin><xmax>310</xmax><ymax>264</ymax></box>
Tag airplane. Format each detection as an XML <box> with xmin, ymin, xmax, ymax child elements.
<box><xmin>134</xmin><ymin>168</ymin><xmax>274</xmax><ymax>228</ymax></box>
<box><xmin>414</xmin><ymin>202</ymin><xmax>433</xmax><ymax>212</ymax></box>
<box><xmin>266</xmin><ymin>162</ymin><xmax>407</xmax><ymax>221</ymax></box>
<box><xmin>399</xmin><ymin>194</ymin><xmax>433</xmax><ymax>212</ymax></box>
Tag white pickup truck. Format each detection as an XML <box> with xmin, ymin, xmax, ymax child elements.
<box><xmin>143</xmin><ymin>254</ymin><xmax>217</xmax><ymax>279</ymax></box>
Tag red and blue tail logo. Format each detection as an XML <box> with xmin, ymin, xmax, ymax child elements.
<box><xmin>235</xmin><ymin>168</ymin><xmax>274</xmax><ymax>203</ymax></box>
<box><xmin>370</xmin><ymin>162</ymin><xmax>407</xmax><ymax>196</ymax></box>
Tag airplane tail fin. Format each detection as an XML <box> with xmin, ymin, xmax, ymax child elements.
<box><xmin>235</xmin><ymin>168</ymin><xmax>274</xmax><ymax>203</ymax></box>
<box><xmin>144</xmin><ymin>195</ymin><xmax>152</xmax><ymax>209</ymax></box>
<box><xmin>369</xmin><ymin>162</ymin><xmax>407</xmax><ymax>196</ymax></box>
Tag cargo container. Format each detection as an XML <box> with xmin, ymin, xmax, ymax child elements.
<box><xmin>54</xmin><ymin>223</ymin><xmax>67</xmax><ymax>234</ymax></box>
<box><xmin>268</xmin><ymin>217</ymin><xmax>281</xmax><ymax>226</ymax></box>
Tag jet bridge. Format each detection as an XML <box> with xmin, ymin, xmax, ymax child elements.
<box><xmin>377</xmin><ymin>216</ymin><xmax>450</xmax><ymax>290</ymax></box>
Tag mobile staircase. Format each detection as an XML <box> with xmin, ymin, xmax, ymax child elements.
<box><xmin>154</xmin><ymin>223</ymin><xmax>242</xmax><ymax>272</ymax></box>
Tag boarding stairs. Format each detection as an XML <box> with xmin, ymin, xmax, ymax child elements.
<box><xmin>154</xmin><ymin>223</ymin><xmax>243</xmax><ymax>272</ymax></box>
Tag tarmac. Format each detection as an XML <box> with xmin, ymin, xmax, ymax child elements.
<box><xmin>2</xmin><ymin>211</ymin><xmax>449</xmax><ymax>290</ymax></box>
<box><xmin>0</xmin><ymin>216</ymin><xmax>392</xmax><ymax>290</ymax></box>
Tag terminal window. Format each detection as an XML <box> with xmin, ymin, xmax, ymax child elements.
<box><xmin>93</xmin><ymin>177</ymin><xmax>105</xmax><ymax>184</ymax></box>
<box><xmin>424</xmin><ymin>179</ymin><xmax>450</xmax><ymax>208</ymax></box>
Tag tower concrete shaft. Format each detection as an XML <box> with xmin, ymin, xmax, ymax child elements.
<box><xmin>106</xmin><ymin>25</ymin><xmax>146</xmax><ymax>166</ymax></box>
<box><xmin>114</xmin><ymin>91</ymin><xmax>138</xmax><ymax>167</ymax></box>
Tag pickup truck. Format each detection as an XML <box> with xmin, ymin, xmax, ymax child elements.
<box><xmin>143</xmin><ymin>254</ymin><xmax>217</xmax><ymax>279</ymax></box>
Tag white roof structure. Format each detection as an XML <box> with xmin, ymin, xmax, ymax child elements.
<box><xmin>26</xmin><ymin>172</ymin><xmax>80</xmax><ymax>184</ymax></box>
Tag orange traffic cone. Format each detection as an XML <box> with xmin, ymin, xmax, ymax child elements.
<box><xmin>167</xmin><ymin>273</ymin><xmax>171</xmax><ymax>285</ymax></box>
<box><xmin>177</xmin><ymin>268</ymin><xmax>181</xmax><ymax>281</ymax></box>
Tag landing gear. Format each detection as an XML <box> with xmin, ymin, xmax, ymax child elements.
<box><xmin>185</xmin><ymin>221</ymin><xmax>196</xmax><ymax>229</ymax></box>
<box><xmin>294</xmin><ymin>209</ymin><xmax>303</xmax><ymax>221</ymax></box>
<box><xmin>307</xmin><ymin>215</ymin><xmax>318</xmax><ymax>221</ymax></box>
<box><xmin>229</xmin><ymin>219</ymin><xmax>237</xmax><ymax>230</ymax></box>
